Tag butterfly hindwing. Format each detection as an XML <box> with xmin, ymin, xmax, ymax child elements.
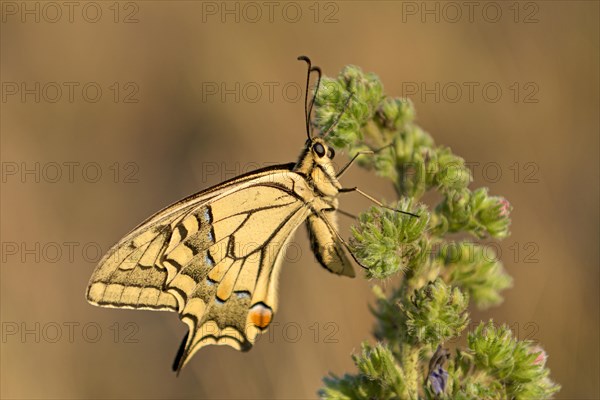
<box><xmin>307</xmin><ymin>212</ymin><xmax>356</xmax><ymax>278</ymax></box>
<box><xmin>167</xmin><ymin>184</ymin><xmax>312</xmax><ymax>370</ymax></box>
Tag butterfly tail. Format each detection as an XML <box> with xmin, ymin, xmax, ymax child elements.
<box><xmin>172</xmin><ymin>315</ymin><xmax>255</xmax><ymax>373</ymax></box>
<box><xmin>173</xmin><ymin>330</ymin><xmax>189</xmax><ymax>375</ymax></box>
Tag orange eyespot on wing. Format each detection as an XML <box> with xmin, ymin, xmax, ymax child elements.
<box><xmin>249</xmin><ymin>303</ymin><xmax>273</xmax><ymax>329</ymax></box>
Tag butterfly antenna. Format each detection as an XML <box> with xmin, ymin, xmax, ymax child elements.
<box><xmin>322</xmin><ymin>92</ymin><xmax>354</xmax><ymax>137</ymax></box>
<box><xmin>297</xmin><ymin>55</ymin><xmax>313</xmax><ymax>140</ymax></box>
<box><xmin>307</xmin><ymin>65</ymin><xmax>322</xmax><ymax>138</ymax></box>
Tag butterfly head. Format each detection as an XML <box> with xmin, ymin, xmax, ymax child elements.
<box><xmin>308</xmin><ymin>137</ymin><xmax>336</xmax><ymax>160</ymax></box>
<box><xmin>295</xmin><ymin>137</ymin><xmax>340</xmax><ymax>196</ymax></box>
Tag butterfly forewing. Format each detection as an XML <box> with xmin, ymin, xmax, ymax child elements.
<box><xmin>86</xmin><ymin>164</ymin><xmax>296</xmax><ymax>308</ymax></box>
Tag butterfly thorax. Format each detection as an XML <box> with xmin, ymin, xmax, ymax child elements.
<box><xmin>294</xmin><ymin>138</ymin><xmax>341</xmax><ymax>200</ymax></box>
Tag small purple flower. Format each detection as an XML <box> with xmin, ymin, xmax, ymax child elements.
<box><xmin>429</xmin><ymin>365</ymin><xmax>449</xmax><ymax>395</ymax></box>
<box><xmin>428</xmin><ymin>345</ymin><xmax>450</xmax><ymax>395</ymax></box>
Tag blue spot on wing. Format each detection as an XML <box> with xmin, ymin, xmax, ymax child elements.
<box><xmin>204</xmin><ymin>208</ymin><xmax>212</xmax><ymax>224</ymax></box>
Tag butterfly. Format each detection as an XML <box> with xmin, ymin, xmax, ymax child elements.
<box><xmin>86</xmin><ymin>56</ymin><xmax>414</xmax><ymax>373</ymax></box>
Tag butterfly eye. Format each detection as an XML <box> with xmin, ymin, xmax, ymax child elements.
<box><xmin>327</xmin><ymin>147</ymin><xmax>335</xmax><ymax>159</ymax></box>
<box><xmin>313</xmin><ymin>143</ymin><xmax>326</xmax><ymax>157</ymax></box>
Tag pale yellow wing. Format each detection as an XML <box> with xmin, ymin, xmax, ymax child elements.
<box><xmin>85</xmin><ymin>165</ymin><xmax>313</xmax><ymax>371</ymax></box>
<box><xmin>306</xmin><ymin>212</ymin><xmax>356</xmax><ymax>278</ymax></box>
<box><xmin>165</xmin><ymin>183</ymin><xmax>310</xmax><ymax>371</ymax></box>
<box><xmin>86</xmin><ymin>164</ymin><xmax>295</xmax><ymax>310</ymax></box>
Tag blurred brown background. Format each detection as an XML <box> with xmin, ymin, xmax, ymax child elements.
<box><xmin>1</xmin><ymin>1</ymin><xmax>598</xmax><ymax>399</ymax></box>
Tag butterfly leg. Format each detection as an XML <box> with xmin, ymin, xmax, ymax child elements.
<box><xmin>315</xmin><ymin>209</ymin><xmax>371</xmax><ymax>271</ymax></box>
<box><xmin>338</xmin><ymin>187</ymin><xmax>419</xmax><ymax>218</ymax></box>
<box><xmin>336</xmin><ymin>209</ymin><xmax>359</xmax><ymax>219</ymax></box>
<box><xmin>336</xmin><ymin>143</ymin><xmax>395</xmax><ymax>178</ymax></box>
<box><xmin>336</xmin><ymin>151</ymin><xmax>374</xmax><ymax>178</ymax></box>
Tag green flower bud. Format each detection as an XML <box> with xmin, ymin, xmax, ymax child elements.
<box><xmin>319</xmin><ymin>343</ymin><xmax>407</xmax><ymax>399</ymax></box>
<box><xmin>314</xmin><ymin>66</ymin><xmax>383</xmax><ymax>148</ymax></box>
<box><xmin>402</xmin><ymin>278</ymin><xmax>469</xmax><ymax>344</ymax></box>
<box><xmin>350</xmin><ymin>200</ymin><xmax>429</xmax><ymax>279</ymax></box>
<box><xmin>476</xmin><ymin>195</ymin><xmax>512</xmax><ymax>238</ymax></box>
<box><xmin>468</xmin><ymin>321</ymin><xmax>560</xmax><ymax>398</ymax></box>
<box><xmin>432</xmin><ymin>147</ymin><xmax>472</xmax><ymax>190</ymax></box>
<box><xmin>376</xmin><ymin>96</ymin><xmax>416</xmax><ymax>130</ymax></box>
<box><xmin>434</xmin><ymin>188</ymin><xmax>512</xmax><ymax>239</ymax></box>
<box><xmin>439</xmin><ymin>242</ymin><xmax>513</xmax><ymax>308</ymax></box>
